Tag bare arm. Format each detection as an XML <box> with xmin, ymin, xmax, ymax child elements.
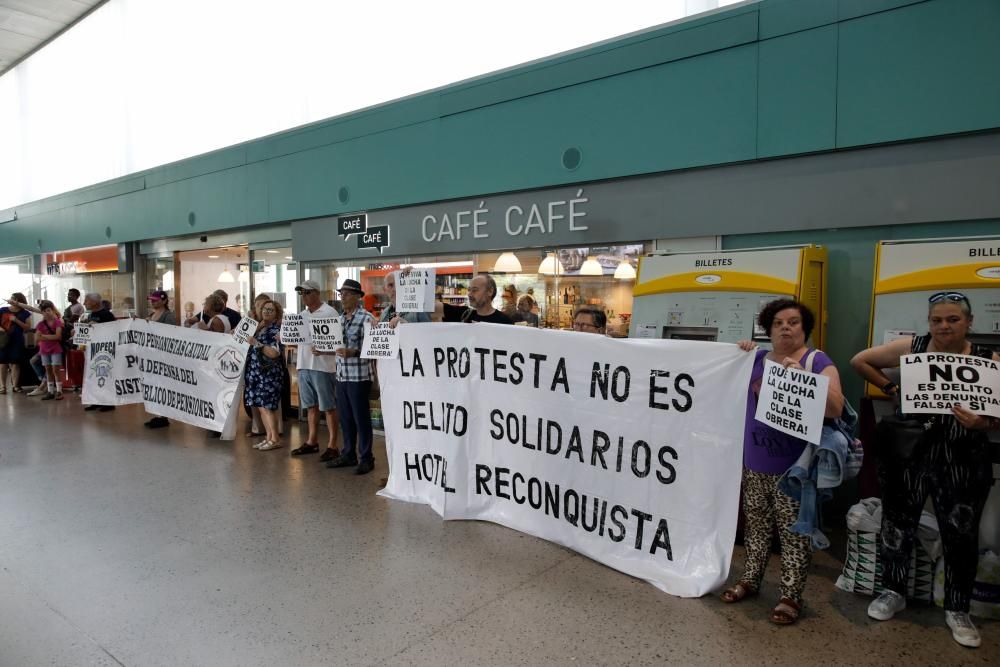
<box><xmin>850</xmin><ymin>337</ymin><xmax>912</xmax><ymax>390</ymax></box>
<box><xmin>819</xmin><ymin>365</ymin><xmax>845</xmax><ymax>418</ymax></box>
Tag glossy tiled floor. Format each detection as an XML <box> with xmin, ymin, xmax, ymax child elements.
<box><xmin>0</xmin><ymin>394</ymin><xmax>995</xmax><ymax>666</ymax></box>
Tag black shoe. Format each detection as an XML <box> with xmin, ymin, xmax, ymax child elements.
<box><xmin>145</xmin><ymin>417</ymin><xmax>169</xmax><ymax>429</ymax></box>
<box><xmin>84</xmin><ymin>404</ymin><xmax>101</xmax><ymax>411</ymax></box>
<box><xmin>41</xmin><ymin>393</ymin><xmax>55</xmax><ymax>401</ymax></box>
<box><xmin>208</xmin><ymin>430</ymin><xmax>221</xmax><ymax>438</ymax></box>
<box><xmin>354</xmin><ymin>460</ymin><xmax>375</xmax><ymax>475</ymax></box>
<box><xmin>326</xmin><ymin>455</ymin><xmax>358</xmax><ymax>469</ymax></box>
<box><xmin>98</xmin><ymin>405</ymin><xmax>115</xmax><ymax>412</ymax></box>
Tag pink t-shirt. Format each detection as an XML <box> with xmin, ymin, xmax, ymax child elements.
<box><xmin>37</xmin><ymin>317</ymin><xmax>64</xmax><ymax>355</ymax></box>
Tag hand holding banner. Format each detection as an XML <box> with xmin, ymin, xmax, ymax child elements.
<box><xmin>754</xmin><ymin>359</ymin><xmax>829</xmax><ymax>444</ymax></box>
<box><xmin>232</xmin><ymin>316</ymin><xmax>259</xmax><ymax>345</ymax></box>
<box><xmin>900</xmin><ymin>352</ymin><xmax>1000</xmax><ymax>417</ymax></box>
<box><xmin>280</xmin><ymin>313</ymin><xmax>310</xmax><ymax>345</ymax></box>
<box><xmin>310</xmin><ymin>317</ymin><xmax>344</xmax><ymax>352</ymax></box>
<box><xmin>361</xmin><ymin>322</ymin><xmax>399</xmax><ymax>359</ymax></box>
<box><xmin>396</xmin><ymin>269</ymin><xmax>436</xmax><ymax>313</ymax></box>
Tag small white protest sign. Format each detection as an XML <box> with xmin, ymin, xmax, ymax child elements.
<box><xmin>231</xmin><ymin>316</ymin><xmax>259</xmax><ymax>345</ymax></box>
<box><xmin>900</xmin><ymin>352</ymin><xmax>1000</xmax><ymax>418</ymax></box>
<box><xmin>396</xmin><ymin>269</ymin><xmax>436</xmax><ymax>313</ymax></box>
<box><xmin>72</xmin><ymin>322</ymin><xmax>92</xmax><ymax>345</ymax></box>
<box><xmin>280</xmin><ymin>313</ymin><xmax>311</xmax><ymax>345</ymax></box>
<box><xmin>310</xmin><ymin>317</ymin><xmax>344</xmax><ymax>352</ymax></box>
<box><xmin>754</xmin><ymin>359</ymin><xmax>830</xmax><ymax>445</ymax></box>
<box><xmin>361</xmin><ymin>322</ymin><xmax>399</xmax><ymax>359</ymax></box>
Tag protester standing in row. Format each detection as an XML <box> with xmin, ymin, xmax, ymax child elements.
<box><xmin>245</xmin><ymin>300</ymin><xmax>286</xmax><ymax>451</ymax></box>
<box><xmin>380</xmin><ymin>270</ymin><xmax>431</xmax><ymax>326</ymax></box>
<box><xmin>33</xmin><ymin>300</ymin><xmax>65</xmax><ymax>400</ymax></box>
<box><xmin>245</xmin><ymin>293</ymin><xmax>275</xmax><ymax>437</ymax></box>
<box><xmin>572</xmin><ymin>305</ymin><xmax>605</xmax><ymax>334</ymax></box>
<box><xmin>82</xmin><ymin>292</ymin><xmax>117</xmax><ymax>412</ymax></box>
<box><xmin>0</xmin><ymin>294</ymin><xmax>34</xmax><ymax>394</ymax></box>
<box><xmin>64</xmin><ymin>288</ymin><xmax>85</xmax><ymax>323</ymax></box>
<box><xmin>290</xmin><ymin>280</ymin><xmax>340</xmax><ymax>461</ymax></box>
<box><xmin>851</xmin><ymin>291</ymin><xmax>999</xmax><ymax>648</ymax></box>
<box><xmin>203</xmin><ymin>289</ymin><xmax>241</xmax><ymax>330</ymax></box>
<box><xmin>721</xmin><ymin>299</ymin><xmax>844</xmax><ymax>626</ymax></box>
<box><xmin>326</xmin><ymin>279</ymin><xmax>376</xmax><ymax>474</ymax></box>
<box><xmin>185</xmin><ymin>294</ymin><xmax>231</xmax><ymax>333</ymax></box>
<box><xmin>461</xmin><ymin>274</ymin><xmax>513</xmax><ymax>324</ymax></box>
<box><xmin>144</xmin><ymin>290</ymin><xmax>177</xmax><ymax>428</ymax></box>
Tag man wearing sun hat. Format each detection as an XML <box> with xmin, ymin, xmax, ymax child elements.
<box><xmin>325</xmin><ymin>279</ymin><xmax>377</xmax><ymax>475</ymax></box>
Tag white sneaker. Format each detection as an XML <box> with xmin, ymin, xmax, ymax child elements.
<box><xmin>868</xmin><ymin>590</ymin><xmax>906</xmax><ymax>620</ymax></box>
<box><xmin>945</xmin><ymin>611</ymin><xmax>981</xmax><ymax>648</ymax></box>
<box><xmin>253</xmin><ymin>439</ymin><xmax>270</xmax><ymax>450</ymax></box>
<box><xmin>259</xmin><ymin>441</ymin><xmax>284</xmax><ymax>451</ymax></box>
<box><xmin>27</xmin><ymin>385</ymin><xmax>49</xmax><ymax>397</ymax></box>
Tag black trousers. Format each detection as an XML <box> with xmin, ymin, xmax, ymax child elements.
<box><xmin>879</xmin><ymin>432</ymin><xmax>993</xmax><ymax>612</ymax></box>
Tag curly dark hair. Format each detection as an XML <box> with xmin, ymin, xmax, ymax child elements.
<box><xmin>758</xmin><ymin>299</ymin><xmax>815</xmax><ymax>340</ymax></box>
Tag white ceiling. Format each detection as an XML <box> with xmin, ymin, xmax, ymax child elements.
<box><xmin>0</xmin><ymin>0</ymin><xmax>105</xmax><ymax>77</ymax></box>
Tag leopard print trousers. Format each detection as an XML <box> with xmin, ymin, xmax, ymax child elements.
<box><xmin>739</xmin><ymin>467</ymin><xmax>812</xmax><ymax>603</ymax></box>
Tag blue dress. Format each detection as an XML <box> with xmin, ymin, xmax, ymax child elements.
<box><xmin>243</xmin><ymin>322</ymin><xmax>283</xmax><ymax>409</ymax></box>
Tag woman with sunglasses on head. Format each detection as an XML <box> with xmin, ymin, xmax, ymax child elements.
<box><xmin>851</xmin><ymin>291</ymin><xmax>999</xmax><ymax>649</ymax></box>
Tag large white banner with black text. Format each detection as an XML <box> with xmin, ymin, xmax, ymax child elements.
<box><xmin>82</xmin><ymin>319</ymin><xmax>248</xmax><ymax>433</ymax></box>
<box><xmin>377</xmin><ymin>323</ymin><xmax>754</xmax><ymax>598</ymax></box>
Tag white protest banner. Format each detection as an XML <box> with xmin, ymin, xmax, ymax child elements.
<box><xmin>140</xmin><ymin>321</ymin><xmax>248</xmax><ymax>433</ymax></box>
<box><xmin>232</xmin><ymin>316</ymin><xmax>259</xmax><ymax>345</ymax></box>
<box><xmin>378</xmin><ymin>323</ymin><xmax>754</xmax><ymax>598</ymax></box>
<box><xmin>72</xmin><ymin>322</ymin><xmax>93</xmax><ymax>345</ymax></box>
<box><xmin>753</xmin><ymin>359</ymin><xmax>829</xmax><ymax>445</ymax></box>
<box><xmin>81</xmin><ymin>319</ymin><xmax>249</xmax><ymax>435</ymax></box>
<box><xmin>81</xmin><ymin>319</ymin><xmax>146</xmax><ymax>406</ymax></box>
<box><xmin>900</xmin><ymin>352</ymin><xmax>1000</xmax><ymax>418</ymax></box>
<box><xmin>310</xmin><ymin>317</ymin><xmax>343</xmax><ymax>352</ymax></box>
<box><xmin>280</xmin><ymin>313</ymin><xmax>311</xmax><ymax>345</ymax></box>
<box><xmin>396</xmin><ymin>269</ymin><xmax>436</xmax><ymax>313</ymax></box>
<box><xmin>361</xmin><ymin>321</ymin><xmax>399</xmax><ymax>359</ymax></box>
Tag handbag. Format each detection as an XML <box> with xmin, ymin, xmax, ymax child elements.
<box><xmin>874</xmin><ymin>413</ymin><xmax>928</xmax><ymax>461</ymax></box>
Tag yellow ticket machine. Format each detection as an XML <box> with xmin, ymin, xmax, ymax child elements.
<box><xmin>630</xmin><ymin>245</ymin><xmax>827</xmax><ymax>348</ymax></box>
<box><xmin>866</xmin><ymin>236</ymin><xmax>1000</xmax><ymax>398</ymax></box>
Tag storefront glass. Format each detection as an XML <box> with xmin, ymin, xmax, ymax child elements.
<box><xmin>39</xmin><ymin>245</ymin><xmax>135</xmax><ymax>316</ymax></box>
<box><xmin>250</xmin><ymin>246</ymin><xmax>297</xmax><ymax>311</ymax></box>
<box><xmin>0</xmin><ymin>256</ymin><xmax>39</xmax><ymax>304</ymax></box>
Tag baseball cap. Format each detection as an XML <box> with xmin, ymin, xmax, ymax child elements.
<box><xmin>148</xmin><ymin>290</ymin><xmax>168</xmax><ymax>301</ymax></box>
<box><xmin>295</xmin><ymin>279</ymin><xmax>321</xmax><ymax>292</ymax></box>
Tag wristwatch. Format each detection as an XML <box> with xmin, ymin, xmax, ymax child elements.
<box><xmin>881</xmin><ymin>381</ymin><xmax>898</xmax><ymax>396</ymax></box>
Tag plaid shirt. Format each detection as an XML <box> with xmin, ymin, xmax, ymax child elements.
<box><xmin>336</xmin><ymin>307</ymin><xmax>375</xmax><ymax>382</ymax></box>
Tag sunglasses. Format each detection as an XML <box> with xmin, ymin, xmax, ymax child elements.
<box><xmin>928</xmin><ymin>291</ymin><xmax>970</xmax><ymax>305</ymax></box>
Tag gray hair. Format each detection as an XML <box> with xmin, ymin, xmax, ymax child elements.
<box><xmin>84</xmin><ymin>292</ymin><xmax>102</xmax><ymax>304</ymax></box>
<box><xmin>477</xmin><ymin>273</ymin><xmax>498</xmax><ymax>300</ymax></box>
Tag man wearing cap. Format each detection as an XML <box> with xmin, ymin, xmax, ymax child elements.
<box><xmin>326</xmin><ymin>279</ymin><xmax>377</xmax><ymax>475</ymax></box>
<box><xmin>290</xmin><ymin>279</ymin><xmax>340</xmax><ymax>461</ymax></box>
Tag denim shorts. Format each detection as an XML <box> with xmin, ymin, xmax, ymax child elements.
<box><xmin>298</xmin><ymin>369</ymin><xmax>336</xmax><ymax>411</ymax></box>
<box><xmin>40</xmin><ymin>352</ymin><xmax>64</xmax><ymax>366</ymax></box>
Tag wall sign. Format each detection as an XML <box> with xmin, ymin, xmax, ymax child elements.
<box><xmin>357</xmin><ymin>225</ymin><xmax>390</xmax><ymax>253</ymax></box>
<box><xmin>338</xmin><ymin>213</ymin><xmax>367</xmax><ymax>237</ymax></box>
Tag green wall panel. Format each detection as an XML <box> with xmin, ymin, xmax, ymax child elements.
<box><xmin>758</xmin><ymin>25</ymin><xmax>838</xmax><ymax>157</ymax></box>
<box><xmin>837</xmin><ymin>0</ymin><xmax>1000</xmax><ymax>147</ymax></box>
<box><xmin>723</xmin><ymin>217</ymin><xmax>1000</xmax><ymax>402</ymax></box>
<box><xmin>759</xmin><ymin>0</ymin><xmax>837</xmax><ymax>38</ymax></box>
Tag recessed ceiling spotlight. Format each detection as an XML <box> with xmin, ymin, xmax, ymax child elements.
<box><xmin>208</xmin><ymin>255</ymin><xmax>220</xmax><ymax>259</ymax></box>
<box><xmin>265</xmin><ymin>249</ymin><xmax>279</xmax><ymax>254</ymax></box>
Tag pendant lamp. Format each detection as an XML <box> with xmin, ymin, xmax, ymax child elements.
<box><xmin>538</xmin><ymin>252</ymin><xmax>565</xmax><ymax>276</ymax></box>
<box><xmin>613</xmin><ymin>260</ymin><xmax>636</xmax><ymax>280</ymax></box>
<box><xmin>217</xmin><ymin>266</ymin><xmax>236</xmax><ymax>283</ymax></box>
<box><xmin>493</xmin><ymin>252</ymin><xmax>522</xmax><ymax>273</ymax></box>
<box><xmin>579</xmin><ymin>256</ymin><xmax>603</xmax><ymax>276</ymax></box>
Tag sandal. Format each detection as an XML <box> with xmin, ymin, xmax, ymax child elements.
<box><xmin>319</xmin><ymin>447</ymin><xmax>339</xmax><ymax>463</ymax></box>
<box><xmin>12</xmin><ymin>386</ymin><xmax>22</xmax><ymax>393</ymax></box>
<box><xmin>770</xmin><ymin>597</ymin><xmax>801</xmax><ymax>625</ymax></box>
<box><xmin>0</xmin><ymin>387</ymin><xmax>6</xmax><ymax>395</ymax></box>
<box><xmin>720</xmin><ymin>581</ymin><xmax>758</xmax><ymax>603</ymax></box>
<box><xmin>291</xmin><ymin>443</ymin><xmax>320</xmax><ymax>456</ymax></box>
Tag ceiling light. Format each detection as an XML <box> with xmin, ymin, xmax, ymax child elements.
<box><xmin>493</xmin><ymin>252</ymin><xmax>522</xmax><ymax>273</ymax></box>
<box><xmin>284</xmin><ymin>256</ymin><xmax>293</xmax><ymax>260</ymax></box>
<box><xmin>217</xmin><ymin>268</ymin><xmax>235</xmax><ymax>283</ymax></box>
<box><xmin>265</xmin><ymin>249</ymin><xmax>279</xmax><ymax>254</ymax></box>
<box><xmin>580</xmin><ymin>256</ymin><xmax>603</xmax><ymax>276</ymax></box>
<box><xmin>613</xmin><ymin>260</ymin><xmax>636</xmax><ymax>280</ymax></box>
<box><xmin>207</xmin><ymin>255</ymin><xmax>220</xmax><ymax>259</ymax></box>
<box><xmin>538</xmin><ymin>252</ymin><xmax>564</xmax><ymax>276</ymax></box>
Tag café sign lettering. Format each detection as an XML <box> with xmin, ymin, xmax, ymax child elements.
<box><xmin>47</xmin><ymin>261</ymin><xmax>88</xmax><ymax>275</ymax></box>
<box><xmin>420</xmin><ymin>189</ymin><xmax>590</xmax><ymax>243</ymax></box>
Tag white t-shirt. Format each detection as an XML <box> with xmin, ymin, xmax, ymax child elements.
<box><xmin>296</xmin><ymin>302</ymin><xmax>338</xmax><ymax>373</ymax></box>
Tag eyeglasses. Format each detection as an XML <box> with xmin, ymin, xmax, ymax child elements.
<box><xmin>300</xmin><ymin>289</ymin><xmax>316</xmax><ymax>295</ymax></box>
<box><xmin>928</xmin><ymin>291</ymin><xmax>970</xmax><ymax>305</ymax></box>
<box><xmin>573</xmin><ymin>321</ymin><xmax>600</xmax><ymax>331</ymax></box>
